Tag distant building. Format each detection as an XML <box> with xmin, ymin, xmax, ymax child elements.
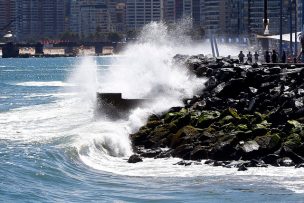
<box><xmin>163</xmin><ymin>0</ymin><xmax>194</xmax><ymax>24</ymax></box>
<box><xmin>192</xmin><ymin>0</ymin><xmax>200</xmax><ymax>26</ymax></box>
<box><xmin>79</xmin><ymin>4</ymin><xmax>110</xmax><ymax>38</ymax></box>
<box><xmin>200</xmin><ymin>0</ymin><xmax>226</xmax><ymax>34</ymax></box>
<box><xmin>126</xmin><ymin>0</ymin><xmax>164</xmax><ymax>31</ymax></box>
<box><xmin>15</xmin><ymin>0</ymin><xmax>65</xmax><ymax>41</ymax></box>
<box><xmin>0</xmin><ymin>0</ymin><xmax>16</xmax><ymax>35</ymax></box>
<box><xmin>107</xmin><ymin>0</ymin><xmax>126</xmax><ymax>33</ymax></box>
<box><xmin>70</xmin><ymin>0</ymin><xmax>125</xmax><ymax>38</ymax></box>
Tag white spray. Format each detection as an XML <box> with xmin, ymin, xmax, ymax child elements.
<box><xmin>71</xmin><ymin>21</ymin><xmax>243</xmax><ymax>171</ymax></box>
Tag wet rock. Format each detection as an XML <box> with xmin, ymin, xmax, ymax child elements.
<box><xmin>254</xmin><ymin>134</ymin><xmax>281</xmax><ymax>153</ymax></box>
<box><xmin>130</xmin><ymin>127</ymin><xmax>152</xmax><ymax>147</ymax></box>
<box><xmin>212</xmin><ymin>135</ymin><xmax>238</xmax><ymax>160</ymax></box>
<box><xmin>240</xmin><ymin>140</ymin><xmax>259</xmax><ymax>153</ymax></box>
<box><xmin>140</xmin><ymin>148</ymin><xmax>162</xmax><ymax>158</ymax></box>
<box><xmin>174</xmin><ymin>160</ymin><xmax>192</xmax><ymax>166</ymax></box>
<box><xmin>295</xmin><ymin>163</ymin><xmax>304</xmax><ymax>168</ymax></box>
<box><xmin>221</xmin><ymin>107</ymin><xmax>241</xmax><ymax>120</ymax></box>
<box><xmin>130</xmin><ymin>54</ymin><xmax>304</xmax><ymax>166</ymax></box>
<box><xmin>213</xmin><ymin>161</ymin><xmax>225</xmax><ymax>166</ymax></box>
<box><xmin>279</xmin><ymin>146</ymin><xmax>304</xmax><ymax>164</ymax></box>
<box><xmin>262</xmin><ymin>154</ymin><xmax>280</xmax><ymax>166</ymax></box>
<box><xmin>147</xmin><ymin>114</ymin><xmax>160</xmax><ymax>122</ymax></box>
<box><xmin>237</xmin><ymin>140</ymin><xmax>260</xmax><ymax>160</ymax></box>
<box><xmin>218</xmin><ymin>78</ymin><xmax>247</xmax><ymax>98</ymax></box>
<box><xmin>204</xmin><ymin>159</ymin><xmax>214</xmax><ymax>165</ymax></box>
<box><xmin>172</xmin><ymin>144</ymin><xmax>194</xmax><ymax>159</ymax></box>
<box><xmin>146</xmin><ymin>125</ymin><xmax>172</xmax><ymax>148</ymax></box>
<box><xmin>278</xmin><ymin>157</ymin><xmax>295</xmax><ymax>167</ymax></box>
<box><xmin>154</xmin><ymin>149</ymin><xmax>173</xmax><ymax>158</ymax></box>
<box><xmin>190</xmin><ymin>145</ymin><xmax>210</xmax><ymax>160</ymax></box>
<box><xmin>238</xmin><ymin>164</ymin><xmax>248</xmax><ymax>171</ymax></box>
<box><xmin>169</xmin><ymin>125</ymin><xmax>200</xmax><ymax>148</ymax></box>
<box><xmin>268</xmin><ymin>67</ymin><xmax>281</xmax><ymax>74</ymax></box>
<box><xmin>245</xmin><ymin>159</ymin><xmax>268</xmax><ymax>167</ymax></box>
<box><xmin>283</xmin><ymin>133</ymin><xmax>302</xmax><ymax>151</ymax></box>
<box><xmin>128</xmin><ymin>154</ymin><xmax>143</xmax><ymax>163</ymax></box>
<box><xmin>146</xmin><ymin>120</ymin><xmax>163</xmax><ymax>129</ymax></box>
<box><xmin>196</xmin><ymin>110</ymin><xmax>221</xmax><ymax>128</ymax></box>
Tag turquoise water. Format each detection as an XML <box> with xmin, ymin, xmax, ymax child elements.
<box><xmin>0</xmin><ymin>57</ymin><xmax>304</xmax><ymax>203</ymax></box>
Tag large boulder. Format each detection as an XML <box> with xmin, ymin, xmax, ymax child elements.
<box><xmin>169</xmin><ymin>125</ymin><xmax>200</xmax><ymax>148</ymax></box>
<box><xmin>128</xmin><ymin>154</ymin><xmax>143</xmax><ymax>163</ymax></box>
<box><xmin>196</xmin><ymin>110</ymin><xmax>221</xmax><ymax>128</ymax></box>
<box><xmin>236</xmin><ymin>140</ymin><xmax>260</xmax><ymax>160</ymax></box>
<box><xmin>254</xmin><ymin>134</ymin><xmax>281</xmax><ymax>153</ymax></box>
<box><xmin>147</xmin><ymin>125</ymin><xmax>172</xmax><ymax>147</ymax></box>
<box><xmin>130</xmin><ymin>127</ymin><xmax>152</xmax><ymax>147</ymax></box>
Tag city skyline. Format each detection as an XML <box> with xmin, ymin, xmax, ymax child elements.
<box><xmin>0</xmin><ymin>0</ymin><xmax>303</xmax><ymax>42</ymax></box>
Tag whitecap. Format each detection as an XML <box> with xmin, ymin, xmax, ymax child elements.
<box><xmin>15</xmin><ymin>81</ymin><xmax>75</xmax><ymax>87</ymax></box>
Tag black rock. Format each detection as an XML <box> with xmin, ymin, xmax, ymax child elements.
<box><xmin>204</xmin><ymin>160</ymin><xmax>214</xmax><ymax>165</ymax></box>
<box><xmin>236</xmin><ymin>140</ymin><xmax>260</xmax><ymax>160</ymax></box>
<box><xmin>238</xmin><ymin>164</ymin><xmax>248</xmax><ymax>171</ymax></box>
<box><xmin>246</xmin><ymin>159</ymin><xmax>268</xmax><ymax>167</ymax></box>
<box><xmin>140</xmin><ymin>148</ymin><xmax>162</xmax><ymax>158</ymax></box>
<box><xmin>190</xmin><ymin>145</ymin><xmax>209</xmax><ymax>160</ymax></box>
<box><xmin>155</xmin><ymin>149</ymin><xmax>174</xmax><ymax>158</ymax></box>
<box><xmin>262</xmin><ymin>154</ymin><xmax>280</xmax><ymax>166</ymax></box>
<box><xmin>278</xmin><ymin>157</ymin><xmax>295</xmax><ymax>167</ymax></box>
<box><xmin>279</xmin><ymin>146</ymin><xmax>304</xmax><ymax>164</ymax></box>
<box><xmin>127</xmin><ymin>154</ymin><xmax>143</xmax><ymax>163</ymax></box>
<box><xmin>213</xmin><ymin>161</ymin><xmax>224</xmax><ymax>166</ymax></box>
<box><xmin>295</xmin><ymin>163</ymin><xmax>304</xmax><ymax>168</ymax></box>
<box><xmin>174</xmin><ymin>160</ymin><xmax>192</xmax><ymax>166</ymax></box>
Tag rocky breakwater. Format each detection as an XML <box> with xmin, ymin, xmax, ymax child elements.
<box><xmin>129</xmin><ymin>55</ymin><xmax>304</xmax><ymax>170</ymax></box>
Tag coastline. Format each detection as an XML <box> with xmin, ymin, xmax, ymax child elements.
<box><xmin>129</xmin><ymin>54</ymin><xmax>304</xmax><ymax>170</ymax></box>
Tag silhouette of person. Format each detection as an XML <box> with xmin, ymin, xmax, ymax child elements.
<box><xmin>281</xmin><ymin>51</ymin><xmax>286</xmax><ymax>63</ymax></box>
<box><xmin>296</xmin><ymin>31</ymin><xmax>304</xmax><ymax>62</ymax></box>
<box><xmin>271</xmin><ymin>50</ymin><xmax>278</xmax><ymax>63</ymax></box>
<box><xmin>247</xmin><ymin>51</ymin><xmax>253</xmax><ymax>63</ymax></box>
<box><xmin>265</xmin><ymin>51</ymin><xmax>271</xmax><ymax>63</ymax></box>
<box><xmin>254</xmin><ymin>51</ymin><xmax>259</xmax><ymax>63</ymax></box>
<box><xmin>238</xmin><ymin>51</ymin><xmax>245</xmax><ymax>63</ymax></box>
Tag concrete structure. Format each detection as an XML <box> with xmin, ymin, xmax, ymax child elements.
<box><xmin>126</xmin><ymin>0</ymin><xmax>164</xmax><ymax>30</ymax></box>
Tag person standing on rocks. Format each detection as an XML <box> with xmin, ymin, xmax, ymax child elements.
<box><xmin>296</xmin><ymin>31</ymin><xmax>304</xmax><ymax>62</ymax></box>
<box><xmin>247</xmin><ymin>52</ymin><xmax>253</xmax><ymax>63</ymax></box>
<box><xmin>238</xmin><ymin>51</ymin><xmax>245</xmax><ymax>63</ymax></box>
<box><xmin>265</xmin><ymin>51</ymin><xmax>271</xmax><ymax>63</ymax></box>
<box><xmin>272</xmin><ymin>50</ymin><xmax>278</xmax><ymax>63</ymax></box>
<box><xmin>254</xmin><ymin>51</ymin><xmax>259</xmax><ymax>63</ymax></box>
<box><xmin>281</xmin><ymin>51</ymin><xmax>286</xmax><ymax>63</ymax></box>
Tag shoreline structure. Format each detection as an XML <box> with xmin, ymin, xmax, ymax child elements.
<box><xmin>128</xmin><ymin>54</ymin><xmax>304</xmax><ymax>170</ymax></box>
